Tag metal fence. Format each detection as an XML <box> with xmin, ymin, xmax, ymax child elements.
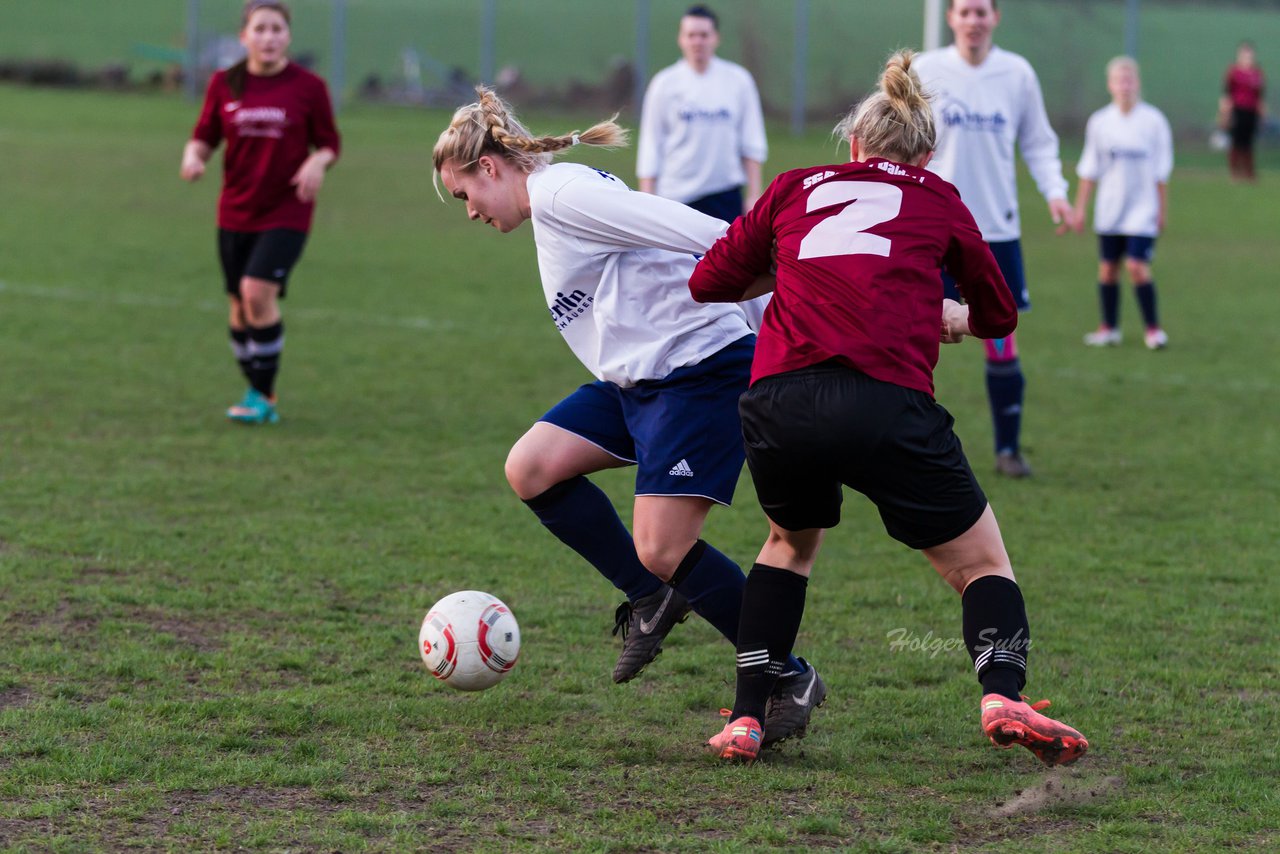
<box><xmin>3</xmin><ymin>1</ymin><xmax>1277</xmax><ymax>134</ymax></box>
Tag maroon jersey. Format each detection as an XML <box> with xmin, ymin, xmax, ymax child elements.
<box><xmin>1225</xmin><ymin>65</ymin><xmax>1265</xmax><ymax>112</ymax></box>
<box><xmin>689</xmin><ymin>158</ymin><xmax>1016</xmax><ymax>396</ymax></box>
<box><xmin>192</xmin><ymin>64</ymin><xmax>341</xmax><ymax>232</ymax></box>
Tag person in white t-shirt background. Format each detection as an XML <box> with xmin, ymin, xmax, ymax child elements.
<box><xmin>914</xmin><ymin>0</ymin><xmax>1078</xmax><ymax>479</ymax></box>
<box><xmin>431</xmin><ymin>88</ymin><xmax>825</xmax><ymax>745</ymax></box>
<box><xmin>1072</xmin><ymin>57</ymin><xmax>1173</xmax><ymax>351</ymax></box>
<box><xmin>636</xmin><ymin>5</ymin><xmax>768</xmax><ymax>222</ymax></box>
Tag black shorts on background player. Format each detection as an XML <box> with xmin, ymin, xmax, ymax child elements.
<box><xmin>217</xmin><ymin>228</ymin><xmax>308</xmax><ymax>297</ymax></box>
<box><xmin>738</xmin><ymin>361</ymin><xmax>988</xmax><ymax>549</ymax></box>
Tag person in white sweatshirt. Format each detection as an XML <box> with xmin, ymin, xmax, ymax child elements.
<box><xmin>1073</xmin><ymin>56</ymin><xmax>1173</xmax><ymax>351</ymax></box>
<box><xmin>431</xmin><ymin>87</ymin><xmax>824</xmax><ymax>746</ymax></box>
<box><xmin>914</xmin><ymin>0</ymin><xmax>1077</xmax><ymax>479</ymax></box>
<box><xmin>636</xmin><ymin>5</ymin><xmax>768</xmax><ymax>223</ymax></box>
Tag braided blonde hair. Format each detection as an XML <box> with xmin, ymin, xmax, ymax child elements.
<box><xmin>433</xmin><ymin>87</ymin><xmax>628</xmax><ymax>183</ymax></box>
<box><xmin>835</xmin><ymin>50</ymin><xmax>935</xmax><ymax>165</ymax></box>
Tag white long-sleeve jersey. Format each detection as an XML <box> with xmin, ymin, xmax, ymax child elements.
<box><xmin>1076</xmin><ymin>101</ymin><xmax>1173</xmax><ymax>237</ymax></box>
<box><xmin>527</xmin><ymin>162</ymin><xmax>760</xmax><ymax>388</ymax></box>
<box><xmin>914</xmin><ymin>45</ymin><xmax>1068</xmax><ymax>242</ymax></box>
<box><xmin>636</xmin><ymin>57</ymin><xmax>768</xmax><ymax>203</ymax></box>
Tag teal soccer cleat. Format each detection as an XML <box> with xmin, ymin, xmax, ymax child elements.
<box><xmin>226</xmin><ymin>388</ymin><xmax>279</xmax><ymax>425</ymax></box>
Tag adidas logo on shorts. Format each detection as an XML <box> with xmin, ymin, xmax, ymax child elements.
<box><xmin>668</xmin><ymin>459</ymin><xmax>694</xmax><ymax>477</ymax></box>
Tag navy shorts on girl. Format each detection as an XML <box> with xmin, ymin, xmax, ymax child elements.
<box><xmin>1098</xmin><ymin>234</ymin><xmax>1156</xmax><ymax>263</ymax></box>
<box><xmin>538</xmin><ymin>335</ymin><xmax>754</xmax><ymax>506</ymax></box>
<box><xmin>943</xmin><ymin>238</ymin><xmax>1030</xmax><ymax>312</ymax></box>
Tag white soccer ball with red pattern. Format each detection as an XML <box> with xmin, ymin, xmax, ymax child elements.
<box><xmin>419</xmin><ymin>591</ymin><xmax>521</xmax><ymax>691</ymax></box>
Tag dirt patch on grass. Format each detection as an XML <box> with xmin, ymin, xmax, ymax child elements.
<box><xmin>71</xmin><ymin>565</ymin><xmax>125</xmax><ymax>584</ymax></box>
<box><xmin>0</xmin><ymin>816</ymin><xmax>61</xmax><ymax>841</ymax></box>
<box><xmin>126</xmin><ymin>607</ymin><xmax>226</xmax><ymax>653</ymax></box>
<box><xmin>988</xmin><ymin>769</ymin><xmax>1123</xmax><ymax>818</ymax></box>
<box><xmin>0</xmin><ymin>686</ymin><xmax>34</xmax><ymax>710</ymax></box>
<box><xmin>3</xmin><ymin>600</ymin><xmax>99</xmax><ymax>637</ymax></box>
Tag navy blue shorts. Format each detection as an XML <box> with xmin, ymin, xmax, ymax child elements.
<box><xmin>943</xmin><ymin>238</ymin><xmax>1029</xmax><ymax>311</ymax></box>
<box><xmin>217</xmin><ymin>228</ymin><xmax>308</xmax><ymax>299</ymax></box>
<box><xmin>1098</xmin><ymin>234</ymin><xmax>1156</xmax><ymax>264</ymax></box>
<box><xmin>686</xmin><ymin>187</ymin><xmax>744</xmax><ymax>225</ymax></box>
<box><xmin>539</xmin><ymin>336</ymin><xmax>754</xmax><ymax>505</ymax></box>
<box><xmin>739</xmin><ymin>361</ymin><xmax>987</xmax><ymax>549</ymax></box>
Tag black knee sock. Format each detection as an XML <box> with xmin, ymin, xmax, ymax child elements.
<box><xmin>229</xmin><ymin>327</ymin><xmax>252</xmax><ymax>382</ymax></box>
<box><xmin>962</xmin><ymin>575</ymin><xmax>1030</xmax><ymax>701</ymax></box>
<box><xmin>1134</xmin><ymin>281</ymin><xmax>1159</xmax><ymax>329</ymax></box>
<box><xmin>522</xmin><ymin>477</ymin><xmax>662</xmax><ymax>602</ymax></box>
<box><xmin>246</xmin><ymin>321</ymin><xmax>284</xmax><ymax>398</ymax></box>
<box><xmin>1098</xmin><ymin>282</ymin><xmax>1120</xmax><ymax>329</ymax></box>
<box><xmin>985</xmin><ymin>357</ymin><xmax>1024</xmax><ymax>456</ymax></box>
<box><xmin>668</xmin><ymin>542</ymin><xmax>806</xmax><ymax>673</ymax></box>
<box><xmin>732</xmin><ymin>564</ymin><xmax>807</xmax><ymax>722</ymax></box>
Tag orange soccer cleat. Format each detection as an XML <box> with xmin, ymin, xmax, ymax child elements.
<box><xmin>981</xmin><ymin>694</ymin><xmax>1089</xmax><ymax>766</ymax></box>
<box><xmin>707</xmin><ymin>714</ymin><xmax>763</xmax><ymax>763</ymax></box>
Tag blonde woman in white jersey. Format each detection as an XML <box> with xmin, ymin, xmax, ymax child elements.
<box><xmin>914</xmin><ymin>0</ymin><xmax>1078</xmax><ymax>479</ymax></box>
<box><xmin>1073</xmin><ymin>57</ymin><xmax>1173</xmax><ymax>351</ymax></box>
<box><xmin>432</xmin><ymin>89</ymin><xmax>823</xmax><ymax>746</ymax></box>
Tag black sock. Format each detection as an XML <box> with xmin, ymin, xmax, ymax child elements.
<box><xmin>732</xmin><ymin>564</ymin><xmax>807</xmax><ymax>722</ymax></box>
<box><xmin>522</xmin><ymin>477</ymin><xmax>662</xmax><ymax>602</ymax></box>
<box><xmin>1098</xmin><ymin>282</ymin><xmax>1120</xmax><ymax>329</ymax></box>
<box><xmin>962</xmin><ymin>575</ymin><xmax>1030</xmax><ymax>701</ymax></box>
<box><xmin>229</xmin><ymin>327</ymin><xmax>252</xmax><ymax>382</ymax></box>
<box><xmin>246</xmin><ymin>321</ymin><xmax>284</xmax><ymax>398</ymax></box>
<box><xmin>668</xmin><ymin>542</ymin><xmax>806</xmax><ymax>673</ymax></box>
<box><xmin>1134</xmin><ymin>281</ymin><xmax>1159</xmax><ymax>329</ymax></box>
<box><xmin>985</xmin><ymin>357</ymin><xmax>1024</xmax><ymax>456</ymax></box>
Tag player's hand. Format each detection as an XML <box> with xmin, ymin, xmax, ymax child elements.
<box><xmin>180</xmin><ymin>151</ymin><xmax>205</xmax><ymax>182</ymax></box>
<box><xmin>941</xmin><ymin>298</ymin><xmax>970</xmax><ymax>344</ymax></box>
<box><xmin>291</xmin><ymin>156</ymin><xmax>326</xmax><ymax>202</ymax></box>
<box><xmin>1049</xmin><ymin>198</ymin><xmax>1076</xmax><ymax>235</ymax></box>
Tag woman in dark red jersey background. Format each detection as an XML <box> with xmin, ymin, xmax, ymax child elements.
<box><xmin>691</xmin><ymin>51</ymin><xmax>1088</xmax><ymax>767</ymax></box>
<box><xmin>1218</xmin><ymin>41</ymin><xmax>1266</xmax><ymax>182</ymax></box>
<box><xmin>180</xmin><ymin>0</ymin><xmax>340</xmax><ymax>424</ymax></box>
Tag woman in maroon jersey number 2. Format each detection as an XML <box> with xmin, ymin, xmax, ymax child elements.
<box><xmin>690</xmin><ymin>51</ymin><xmax>1088</xmax><ymax>766</ymax></box>
<box><xmin>180</xmin><ymin>0</ymin><xmax>340</xmax><ymax>425</ymax></box>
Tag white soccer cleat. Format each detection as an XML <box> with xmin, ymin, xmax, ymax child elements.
<box><xmin>1144</xmin><ymin>328</ymin><xmax>1168</xmax><ymax>350</ymax></box>
<box><xmin>1083</xmin><ymin>327</ymin><xmax>1122</xmax><ymax>347</ymax></box>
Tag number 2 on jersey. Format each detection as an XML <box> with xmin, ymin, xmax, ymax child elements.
<box><xmin>797</xmin><ymin>181</ymin><xmax>903</xmax><ymax>260</ymax></box>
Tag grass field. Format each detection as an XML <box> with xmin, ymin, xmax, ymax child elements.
<box><xmin>2</xmin><ymin>84</ymin><xmax>1279</xmax><ymax>851</ymax></box>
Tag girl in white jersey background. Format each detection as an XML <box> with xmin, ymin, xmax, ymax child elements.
<box><xmin>431</xmin><ymin>89</ymin><xmax>824</xmax><ymax>747</ymax></box>
<box><xmin>636</xmin><ymin>5</ymin><xmax>768</xmax><ymax>222</ymax></box>
<box><xmin>1073</xmin><ymin>57</ymin><xmax>1173</xmax><ymax>351</ymax></box>
<box><xmin>914</xmin><ymin>0</ymin><xmax>1078</xmax><ymax>479</ymax></box>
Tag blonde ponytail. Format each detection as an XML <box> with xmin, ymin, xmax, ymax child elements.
<box><xmin>433</xmin><ymin>86</ymin><xmax>628</xmax><ymax>179</ymax></box>
<box><xmin>835</xmin><ymin>50</ymin><xmax>935</xmax><ymax>164</ymax></box>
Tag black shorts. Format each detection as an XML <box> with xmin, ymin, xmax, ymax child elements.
<box><xmin>217</xmin><ymin>228</ymin><xmax>308</xmax><ymax>298</ymax></box>
<box><xmin>738</xmin><ymin>362</ymin><xmax>988</xmax><ymax>549</ymax></box>
<box><xmin>1230</xmin><ymin>107</ymin><xmax>1258</xmax><ymax>151</ymax></box>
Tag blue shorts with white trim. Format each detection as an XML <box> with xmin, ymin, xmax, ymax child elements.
<box><xmin>942</xmin><ymin>238</ymin><xmax>1030</xmax><ymax>312</ymax></box>
<box><xmin>539</xmin><ymin>335</ymin><xmax>754</xmax><ymax>505</ymax></box>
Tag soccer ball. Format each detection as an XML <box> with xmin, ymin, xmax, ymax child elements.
<box><xmin>419</xmin><ymin>590</ymin><xmax>521</xmax><ymax>691</ymax></box>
